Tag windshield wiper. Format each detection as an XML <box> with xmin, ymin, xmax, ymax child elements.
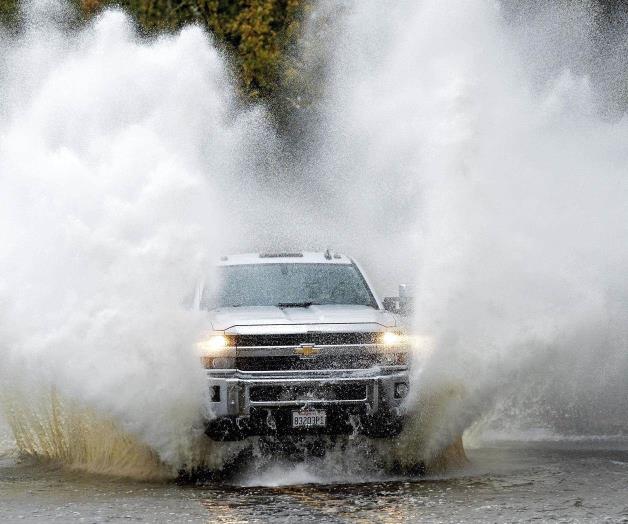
<box><xmin>276</xmin><ymin>302</ymin><xmax>319</xmax><ymax>308</ymax></box>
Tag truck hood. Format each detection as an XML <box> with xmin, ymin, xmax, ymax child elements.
<box><xmin>209</xmin><ymin>305</ymin><xmax>397</xmax><ymax>332</ymax></box>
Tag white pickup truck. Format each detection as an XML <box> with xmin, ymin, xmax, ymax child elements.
<box><xmin>195</xmin><ymin>251</ymin><xmax>410</xmax><ymax>441</ymax></box>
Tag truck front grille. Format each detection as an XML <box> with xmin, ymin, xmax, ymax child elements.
<box><xmin>234</xmin><ymin>353</ymin><xmax>406</xmax><ymax>371</ymax></box>
<box><xmin>234</xmin><ymin>332</ymin><xmax>380</xmax><ymax>347</ymax></box>
<box><xmin>249</xmin><ymin>383</ymin><xmax>368</xmax><ymax>402</ymax></box>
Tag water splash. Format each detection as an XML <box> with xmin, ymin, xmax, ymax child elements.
<box><xmin>0</xmin><ymin>2</ymin><xmax>271</xmax><ymax>474</ymax></box>
<box><xmin>2</xmin><ymin>0</ymin><xmax>628</xmax><ymax>481</ymax></box>
<box><xmin>1</xmin><ymin>387</ymin><xmax>171</xmax><ymax>479</ymax></box>
<box><xmin>312</xmin><ymin>0</ymin><xmax>628</xmax><ymax>451</ymax></box>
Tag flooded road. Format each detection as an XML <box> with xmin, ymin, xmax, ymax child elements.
<box><xmin>2</xmin><ymin>440</ymin><xmax>627</xmax><ymax>523</ymax></box>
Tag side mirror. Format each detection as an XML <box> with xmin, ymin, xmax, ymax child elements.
<box><xmin>384</xmin><ymin>284</ymin><xmax>414</xmax><ymax>316</ymax></box>
<box><xmin>383</xmin><ymin>296</ymin><xmax>401</xmax><ymax>314</ymax></box>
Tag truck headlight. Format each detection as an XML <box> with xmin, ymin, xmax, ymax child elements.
<box><xmin>197</xmin><ymin>333</ymin><xmax>233</xmax><ymax>354</ymax></box>
<box><xmin>198</xmin><ymin>332</ymin><xmax>235</xmax><ymax>368</ymax></box>
<box><xmin>380</xmin><ymin>331</ymin><xmax>405</xmax><ymax>346</ymax></box>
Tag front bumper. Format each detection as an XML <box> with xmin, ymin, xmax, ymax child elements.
<box><xmin>204</xmin><ymin>366</ymin><xmax>409</xmax><ymax>439</ymax></box>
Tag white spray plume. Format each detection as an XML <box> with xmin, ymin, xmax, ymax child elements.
<box><xmin>0</xmin><ymin>3</ymin><xmax>271</xmax><ymax>469</ymax></box>
<box><xmin>2</xmin><ymin>0</ymin><xmax>628</xmax><ymax>479</ymax></box>
<box><xmin>312</xmin><ymin>0</ymin><xmax>628</xmax><ymax>449</ymax></box>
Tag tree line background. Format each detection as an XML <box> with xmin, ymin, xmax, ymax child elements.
<box><xmin>1</xmin><ymin>0</ymin><xmax>627</xmax><ymax>126</ymax></box>
<box><xmin>0</xmin><ymin>0</ymin><xmax>312</xmax><ymax>127</ymax></box>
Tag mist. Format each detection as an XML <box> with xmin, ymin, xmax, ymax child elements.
<box><xmin>307</xmin><ymin>0</ymin><xmax>628</xmax><ymax>450</ymax></box>
<box><xmin>0</xmin><ymin>2</ymin><xmax>272</xmax><ymax>471</ymax></box>
<box><xmin>0</xmin><ymin>0</ymin><xmax>627</xmax><ymax>477</ymax></box>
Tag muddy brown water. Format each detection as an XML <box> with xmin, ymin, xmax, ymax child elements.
<box><xmin>1</xmin><ymin>440</ymin><xmax>627</xmax><ymax>523</ymax></box>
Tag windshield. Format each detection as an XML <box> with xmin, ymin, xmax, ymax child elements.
<box><xmin>204</xmin><ymin>263</ymin><xmax>378</xmax><ymax>308</ymax></box>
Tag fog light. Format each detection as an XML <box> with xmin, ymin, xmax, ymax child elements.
<box><xmin>394</xmin><ymin>382</ymin><xmax>409</xmax><ymax>399</ymax></box>
<box><xmin>210</xmin><ymin>357</ymin><xmax>235</xmax><ymax>369</ymax></box>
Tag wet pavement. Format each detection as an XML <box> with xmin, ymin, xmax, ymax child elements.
<box><xmin>1</xmin><ymin>441</ymin><xmax>627</xmax><ymax>523</ymax></box>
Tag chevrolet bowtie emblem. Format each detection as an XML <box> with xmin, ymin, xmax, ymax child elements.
<box><xmin>294</xmin><ymin>344</ymin><xmax>319</xmax><ymax>358</ymax></box>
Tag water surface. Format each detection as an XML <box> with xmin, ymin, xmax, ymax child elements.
<box><xmin>2</xmin><ymin>441</ymin><xmax>627</xmax><ymax>523</ymax></box>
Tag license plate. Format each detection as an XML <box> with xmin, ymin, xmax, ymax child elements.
<box><xmin>292</xmin><ymin>409</ymin><xmax>326</xmax><ymax>428</ymax></box>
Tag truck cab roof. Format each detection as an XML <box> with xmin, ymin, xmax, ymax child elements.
<box><xmin>217</xmin><ymin>251</ymin><xmax>353</xmax><ymax>266</ymax></box>
<box><xmin>203</xmin><ymin>251</ymin><xmax>395</xmax><ymax>330</ymax></box>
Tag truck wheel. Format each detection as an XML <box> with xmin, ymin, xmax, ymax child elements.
<box><xmin>204</xmin><ymin>416</ymin><xmax>247</xmax><ymax>441</ymax></box>
<box><xmin>424</xmin><ymin>434</ymin><xmax>468</xmax><ymax>474</ymax></box>
<box><xmin>375</xmin><ymin>433</ymin><xmax>467</xmax><ymax>476</ymax></box>
<box><xmin>362</xmin><ymin>414</ymin><xmax>404</xmax><ymax>438</ymax></box>
<box><xmin>177</xmin><ymin>439</ymin><xmax>252</xmax><ymax>483</ymax></box>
